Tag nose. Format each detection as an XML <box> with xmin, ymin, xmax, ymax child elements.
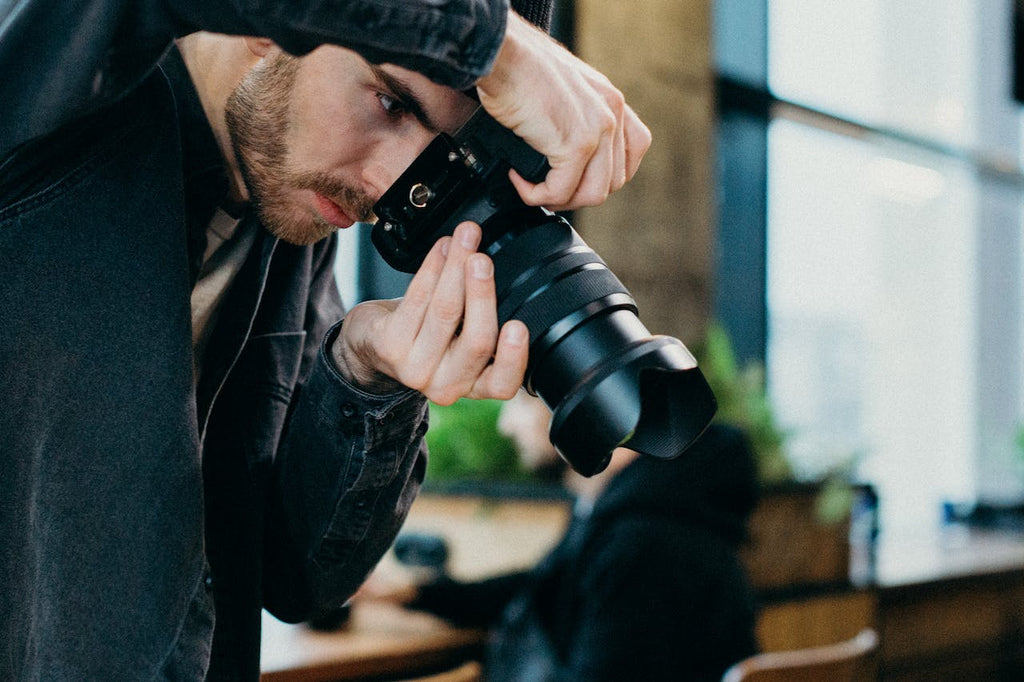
<box><xmin>360</xmin><ymin>130</ymin><xmax>437</xmax><ymax>200</ymax></box>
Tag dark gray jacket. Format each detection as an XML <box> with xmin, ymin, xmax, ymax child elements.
<box><xmin>0</xmin><ymin>1</ymin><xmax>507</xmax><ymax>680</ymax></box>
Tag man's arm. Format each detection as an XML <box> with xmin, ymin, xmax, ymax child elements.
<box><xmin>0</xmin><ymin>0</ymin><xmax>508</xmax><ymax>156</ymax></box>
<box><xmin>264</xmin><ymin>220</ymin><xmax>529</xmax><ymax>620</ymax></box>
<box><xmin>260</xmin><ymin>232</ymin><xmax>431</xmax><ymax>621</ymax></box>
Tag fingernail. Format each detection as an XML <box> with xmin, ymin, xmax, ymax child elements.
<box><xmin>471</xmin><ymin>256</ymin><xmax>492</xmax><ymax>279</ymax></box>
<box><xmin>459</xmin><ymin>224</ymin><xmax>479</xmax><ymax>249</ymax></box>
<box><xmin>505</xmin><ymin>322</ymin><xmax>527</xmax><ymax>345</ymax></box>
<box><xmin>441</xmin><ymin>238</ymin><xmax>450</xmax><ymax>257</ymax></box>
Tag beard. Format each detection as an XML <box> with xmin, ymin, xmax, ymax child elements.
<box><xmin>224</xmin><ymin>53</ymin><xmax>375</xmax><ymax>245</ymax></box>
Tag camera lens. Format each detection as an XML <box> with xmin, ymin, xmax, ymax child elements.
<box><xmin>486</xmin><ymin>214</ymin><xmax>717</xmax><ymax>476</ymax></box>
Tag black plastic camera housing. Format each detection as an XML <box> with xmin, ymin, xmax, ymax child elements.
<box><xmin>372</xmin><ymin>108</ymin><xmax>716</xmax><ymax>476</ymax></box>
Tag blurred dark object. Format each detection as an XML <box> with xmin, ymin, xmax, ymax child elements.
<box><xmin>307</xmin><ymin>604</ymin><xmax>352</xmax><ymax>632</ymax></box>
<box><xmin>944</xmin><ymin>500</ymin><xmax>1024</xmax><ymax>532</ymax></box>
<box><xmin>395</xmin><ymin>532</ymin><xmax>451</xmax><ymax>579</ymax></box>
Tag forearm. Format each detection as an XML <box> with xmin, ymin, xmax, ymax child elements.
<box><xmin>264</xmin><ymin>325</ymin><xmax>429</xmax><ymax>621</ymax></box>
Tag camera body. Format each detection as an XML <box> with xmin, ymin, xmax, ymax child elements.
<box><xmin>372</xmin><ymin>108</ymin><xmax>551</xmax><ymax>272</ymax></box>
<box><xmin>373</xmin><ymin>108</ymin><xmax>716</xmax><ymax>476</ymax></box>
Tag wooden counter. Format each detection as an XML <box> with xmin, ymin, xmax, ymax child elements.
<box><xmin>756</xmin><ymin>527</ymin><xmax>1024</xmax><ymax>681</ymax></box>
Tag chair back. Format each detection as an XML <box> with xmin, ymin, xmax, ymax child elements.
<box><xmin>721</xmin><ymin>628</ymin><xmax>879</xmax><ymax>682</ymax></box>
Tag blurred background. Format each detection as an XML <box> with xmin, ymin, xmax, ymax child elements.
<box><xmin>269</xmin><ymin>2</ymin><xmax>1024</xmax><ymax>680</ymax></box>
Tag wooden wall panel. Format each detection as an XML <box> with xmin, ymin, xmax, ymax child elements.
<box><xmin>573</xmin><ymin>0</ymin><xmax>715</xmax><ymax>347</ymax></box>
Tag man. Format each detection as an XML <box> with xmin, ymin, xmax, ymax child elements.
<box><xmin>0</xmin><ymin>1</ymin><xmax>650</xmax><ymax>680</ymax></box>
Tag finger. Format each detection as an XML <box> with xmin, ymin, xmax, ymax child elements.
<box><xmin>427</xmin><ymin>252</ymin><xmax>502</xmax><ymax>403</ymax></box>
<box><xmin>560</xmin><ymin>122</ymin><xmax>615</xmax><ymax>209</ymax></box>
<box><xmin>405</xmin><ymin>223</ymin><xmax>482</xmax><ymax>380</ymax></box>
<box><xmin>623</xmin><ymin>103</ymin><xmax>652</xmax><ymax>182</ymax></box>
<box><xmin>611</xmin><ymin>97</ymin><xmax>627</xmax><ymax>193</ymax></box>
<box><xmin>581</xmin><ymin>72</ymin><xmax>627</xmax><ymax>194</ymax></box>
<box><xmin>467</xmin><ymin>320</ymin><xmax>530</xmax><ymax>400</ymax></box>
<box><xmin>456</xmin><ymin>254</ymin><xmax>500</xmax><ymax>362</ymax></box>
<box><xmin>389</xmin><ymin>237</ymin><xmax>451</xmax><ymax>344</ymax></box>
<box><xmin>508</xmin><ymin>155</ymin><xmax>587</xmax><ymax>210</ymax></box>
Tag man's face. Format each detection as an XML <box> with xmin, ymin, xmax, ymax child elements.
<box><xmin>225</xmin><ymin>45</ymin><xmax>479</xmax><ymax>245</ymax></box>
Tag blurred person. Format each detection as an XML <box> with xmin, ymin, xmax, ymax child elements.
<box><xmin>0</xmin><ymin>1</ymin><xmax>652</xmax><ymax>679</ymax></box>
<box><xmin>365</xmin><ymin>391</ymin><xmax>761</xmax><ymax>682</ymax></box>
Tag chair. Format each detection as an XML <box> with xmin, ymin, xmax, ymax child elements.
<box><xmin>721</xmin><ymin>628</ymin><xmax>879</xmax><ymax>682</ymax></box>
<box><xmin>396</xmin><ymin>660</ymin><xmax>483</xmax><ymax>682</ymax></box>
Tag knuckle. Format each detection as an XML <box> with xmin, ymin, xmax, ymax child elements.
<box><xmin>432</xmin><ymin>300</ymin><xmax>464</xmax><ymax>326</ymax></box>
<box><xmin>594</xmin><ymin>108</ymin><xmax>618</xmax><ymax>137</ymax></box>
<box><xmin>638</xmin><ymin>125</ymin><xmax>653</xmax><ymax>150</ymax></box>
<box><xmin>606</xmin><ymin>88</ymin><xmax>625</xmax><ymax>114</ymax></box>
<box><xmin>397</xmin><ymin>366</ymin><xmax>430</xmax><ymax>393</ymax></box>
<box><xmin>577</xmin><ymin>185</ymin><xmax>609</xmax><ymax>207</ymax></box>
<box><xmin>428</xmin><ymin>390</ymin><xmax>459</xmax><ymax>407</ymax></box>
<box><xmin>576</xmin><ymin>133</ymin><xmax>601</xmax><ymax>158</ymax></box>
<box><xmin>491</xmin><ymin>383</ymin><xmax>520</xmax><ymax>401</ymax></box>
<box><xmin>462</xmin><ymin>324</ymin><xmax>498</xmax><ymax>352</ymax></box>
<box><xmin>403</xmin><ymin>287</ymin><xmax>431</xmax><ymax>310</ymax></box>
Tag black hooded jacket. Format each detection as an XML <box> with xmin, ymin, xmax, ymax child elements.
<box><xmin>411</xmin><ymin>424</ymin><xmax>761</xmax><ymax>682</ymax></box>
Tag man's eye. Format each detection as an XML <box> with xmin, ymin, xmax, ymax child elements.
<box><xmin>376</xmin><ymin>92</ymin><xmax>407</xmax><ymax>117</ymax></box>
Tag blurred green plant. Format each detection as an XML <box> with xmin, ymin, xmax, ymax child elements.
<box><xmin>694</xmin><ymin>322</ymin><xmax>793</xmax><ymax>486</ymax></box>
<box><xmin>424</xmin><ymin>398</ymin><xmax>527</xmax><ymax>481</ymax></box>
<box><xmin>695</xmin><ymin>321</ymin><xmax>856</xmax><ymax>523</ymax></box>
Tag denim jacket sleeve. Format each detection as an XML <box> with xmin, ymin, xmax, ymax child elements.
<box><xmin>0</xmin><ymin>0</ymin><xmax>508</xmax><ymax>156</ymax></box>
<box><xmin>261</xmin><ymin>235</ymin><xmax>429</xmax><ymax>622</ymax></box>
<box><xmin>264</xmin><ymin>323</ymin><xmax>429</xmax><ymax>621</ymax></box>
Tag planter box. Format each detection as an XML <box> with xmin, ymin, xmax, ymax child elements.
<box><xmin>740</xmin><ymin>483</ymin><xmax>861</xmax><ymax>592</ymax></box>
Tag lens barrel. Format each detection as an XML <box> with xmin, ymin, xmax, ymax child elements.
<box><xmin>486</xmin><ymin>214</ymin><xmax>717</xmax><ymax>476</ymax></box>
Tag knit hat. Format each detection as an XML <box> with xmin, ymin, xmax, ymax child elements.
<box><xmin>511</xmin><ymin>0</ymin><xmax>554</xmax><ymax>32</ymax></box>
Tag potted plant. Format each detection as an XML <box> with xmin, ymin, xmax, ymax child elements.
<box><xmin>695</xmin><ymin>322</ymin><xmax>867</xmax><ymax>592</ymax></box>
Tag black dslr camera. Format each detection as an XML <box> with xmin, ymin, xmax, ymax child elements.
<box><xmin>373</xmin><ymin>108</ymin><xmax>716</xmax><ymax>476</ymax></box>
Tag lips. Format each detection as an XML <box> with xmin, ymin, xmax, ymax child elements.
<box><xmin>313</xmin><ymin>192</ymin><xmax>355</xmax><ymax>229</ymax></box>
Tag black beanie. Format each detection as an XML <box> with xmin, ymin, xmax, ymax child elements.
<box><xmin>510</xmin><ymin>0</ymin><xmax>553</xmax><ymax>32</ymax></box>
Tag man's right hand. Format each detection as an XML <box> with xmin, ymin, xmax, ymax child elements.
<box><xmin>331</xmin><ymin>222</ymin><xmax>529</xmax><ymax>405</ymax></box>
<box><xmin>475</xmin><ymin>9</ymin><xmax>652</xmax><ymax>213</ymax></box>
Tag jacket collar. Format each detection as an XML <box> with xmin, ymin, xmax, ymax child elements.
<box><xmin>158</xmin><ymin>46</ymin><xmax>231</xmax><ymax>287</ymax></box>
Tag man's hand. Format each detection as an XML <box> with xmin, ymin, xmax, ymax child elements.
<box><xmin>332</xmin><ymin>222</ymin><xmax>529</xmax><ymax>404</ymax></box>
<box><xmin>475</xmin><ymin>9</ymin><xmax>652</xmax><ymax>212</ymax></box>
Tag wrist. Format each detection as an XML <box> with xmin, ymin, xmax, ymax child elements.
<box><xmin>476</xmin><ymin>10</ymin><xmax>531</xmax><ymax>102</ymax></box>
<box><xmin>330</xmin><ymin>321</ymin><xmax>405</xmax><ymax>395</ymax></box>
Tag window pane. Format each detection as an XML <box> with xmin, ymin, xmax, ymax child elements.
<box><xmin>768</xmin><ymin>0</ymin><xmax>1018</xmax><ymax>156</ymax></box>
<box><xmin>766</xmin><ymin>118</ymin><xmax>1024</xmax><ymax>534</ymax></box>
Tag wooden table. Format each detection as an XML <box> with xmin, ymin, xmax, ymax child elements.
<box><xmin>260</xmin><ymin>494</ymin><xmax>569</xmax><ymax>681</ymax></box>
<box><xmin>260</xmin><ymin>602</ymin><xmax>485</xmax><ymax>682</ymax></box>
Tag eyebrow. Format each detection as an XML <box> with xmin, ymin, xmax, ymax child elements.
<box><xmin>368</xmin><ymin>64</ymin><xmax>440</xmax><ymax>134</ymax></box>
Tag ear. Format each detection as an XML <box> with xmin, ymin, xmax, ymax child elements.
<box><xmin>243</xmin><ymin>37</ymin><xmax>276</xmax><ymax>58</ymax></box>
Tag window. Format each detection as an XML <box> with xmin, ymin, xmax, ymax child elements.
<box><xmin>716</xmin><ymin>0</ymin><xmax>1024</xmax><ymax>535</ymax></box>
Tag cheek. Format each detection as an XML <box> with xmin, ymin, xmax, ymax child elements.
<box><xmin>288</xmin><ymin>114</ymin><xmax>364</xmax><ymax>169</ymax></box>
<box><xmin>286</xmin><ymin>75</ymin><xmax>375</xmax><ymax>171</ymax></box>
